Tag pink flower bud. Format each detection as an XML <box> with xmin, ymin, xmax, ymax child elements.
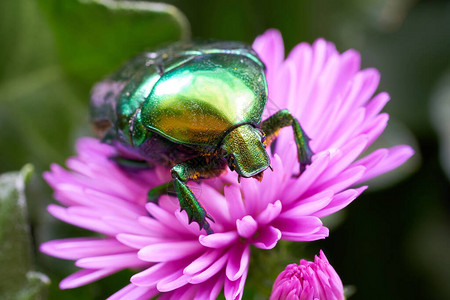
<box><xmin>270</xmin><ymin>250</ymin><xmax>345</xmax><ymax>300</ymax></box>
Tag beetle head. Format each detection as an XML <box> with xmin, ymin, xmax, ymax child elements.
<box><xmin>221</xmin><ymin>124</ymin><xmax>270</xmax><ymax>180</ymax></box>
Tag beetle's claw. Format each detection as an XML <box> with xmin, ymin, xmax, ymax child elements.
<box><xmin>292</xmin><ymin>163</ymin><xmax>307</xmax><ymax>178</ymax></box>
<box><xmin>300</xmin><ymin>163</ymin><xmax>306</xmax><ymax>174</ymax></box>
<box><xmin>180</xmin><ymin>207</ymin><xmax>195</xmax><ymax>224</ymax></box>
<box><xmin>196</xmin><ymin>216</ymin><xmax>214</xmax><ymax>234</ymax></box>
<box><xmin>206</xmin><ymin>213</ymin><xmax>215</xmax><ymax>223</ymax></box>
<box><xmin>201</xmin><ymin>220</ymin><xmax>214</xmax><ymax>235</ymax></box>
<box><xmin>187</xmin><ymin>214</ymin><xmax>194</xmax><ymax>224</ymax></box>
<box><xmin>181</xmin><ymin>207</ymin><xmax>214</xmax><ymax>234</ymax></box>
<box><xmin>205</xmin><ymin>226</ymin><xmax>214</xmax><ymax>235</ymax></box>
<box><xmin>192</xmin><ymin>216</ymin><xmax>214</xmax><ymax>234</ymax></box>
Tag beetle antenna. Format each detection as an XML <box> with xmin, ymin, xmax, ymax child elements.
<box><xmin>238</xmin><ymin>175</ymin><xmax>241</xmax><ymax>183</ymax></box>
<box><xmin>269</xmin><ymin>164</ymin><xmax>273</xmax><ymax>171</ymax></box>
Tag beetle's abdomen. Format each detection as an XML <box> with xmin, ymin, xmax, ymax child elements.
<box><xmin>140</xmin><ymin>53</ymin><xmax>268</xmax><ymax>146</ymax></box>
<box><xmin>90</xmin><ymin>53</ymin><xmax>159</xmax><ymax>143</ymax></box>
<box><xmin>90</xmin><ymin>80</ymin><xmax>126</xmax><ymax>139</ymax></box>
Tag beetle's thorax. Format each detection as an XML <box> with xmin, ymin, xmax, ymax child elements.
<box><xmin>221</xmin><ymin>124</ymin><xmax>270</xmax><ymax>179</ymax></box>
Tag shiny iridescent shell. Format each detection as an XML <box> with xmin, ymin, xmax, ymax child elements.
<box><xmin>91</xmin><ymin>41</ymin><xmax>268</xmax><ymax>155</ymax></box>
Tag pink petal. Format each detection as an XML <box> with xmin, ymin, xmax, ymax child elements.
<box><xmin>310</xmin><ymin>39</ymin><xmax>328</xmax><ymax>87</ymax></box>
<box><xmin>364</xmin><ymin>92</ymin><xmax>390</xmax><ymax>120</ymax></box>
<box><xmin>224</xmin><ymin>185</ymin><xmax>246</xmax><ymax>221</ymax></box>
<box><xmin>314</xmin><ymin>135</ymin><xmax>368</xmax><ymax>184</ymax></box>
<box><xmin>226</xmin><ymin>244</ymin><xmax>250</xmax><ymax>281</ymax></box>
<box><xmin>270</xmin><ymin>60</ymin><xmax>297</xmax><ymax>110</ymax></box>
<box><xmin>335</xmin><ymin>49</ymin><xmax>361</xmax><ymax>91</ymax></box>
<box><xmin>189</xmin><ymin>252</ymin><xmax>229</xmax><ymax>284</ymax></box>
<box><xmin>275</xmin><ymin>216</ymin><xmax>323</xmax><ymax>237</ymax></box>
<box><xmin>339</xmin><ymin>68</ymin><xmax>379</xmax><ymax>114</ymax></box>
<box><xmin>224</xmin><ymin>266</ymin><xmax>248</xmax><ymax>300</ymax></box>
<box><xmin>325</xmin><ymin>108</ymin><xmax>366</xmax><ymax>150</ymax></box>
<box><xmin>282</xmin><ymin>190</ymin><xmax>334</xmax><ymax>218</ymax></box>
<box><xmin>197</xmin><ymin>185</ymin><xmax>231</xmax><ymax>226</ymax></box>
<box><xmin>287</xmin><ymin>42</ymin><xmax>313</xmax><ymax>119</ymax></box>
<box><xmin>184</xmin><ymin>249</ymin><xmax>225</xmax><ymax>276</ymax></box>
<box><xmin>116</xmin><ymin>233</ymin><xmax>165</xmax><ymax>249</ymax></box>
<box><xmin>149</xmin><ymin>191</ymin><xmax>178</xmax><ymax>211</ymax></box>
<box><xmin>40</xmin><ymin>238</ymin><xmax>131</xmax><ymax>260</ymax></box>
<box><xmin>240</xmin><ymin>178</ymin><xmax>260</xmax><ymax>215</ymax></box>
<box><xmin>138</xmin><ymin>214</ymin><xmax>183</xmax><ymax>238</ymax></box>
<box><xmin>145</xmin><ymin>202</ymin><xmax>188</xmax><ymax>235</ymax></box>
<box><xmin>252</xmin><ymin>225</ymin><xmax>282</xmax><ymax>249</ymax></box>
<box><xmin>131</xmin><ymin>262</ymin><xmax>178</xmax><ymax>287</ymax></box>
<box><xmin>60</xmin><ymin>268</ymin><xmax>117</xmax><ymax>289</ymax></box>
<box><xmin>255</xmin><ymin>200</ymin><xmax>282</xmax><ymax>226</ymax></box>
<box><xmin>66</xmin><ymin>187</ymin><xmax>144</xmax><ymax>217</ymax></box>
<box><xmin>313</xmin><ymin>166</ymin><xmax>366</xmax><ymax>194</ymax></box>
<box><xmin>157</xmin><ymin>271</ymin><xmax>189</xmax><ymax>292</ymax></box>
<box><xmin>174</xmin><ymin>209</ymin><xmax>217</xmax><ymax>236</ymax></box>
<box><xmin>199</xmin><ymin>231</ymin><xmax>239</xmax><ymax>249</ymax></box>
<box><xmin>352</xmin><ymin>148</ymin><xmax>388</xmax><ymax>170</ymax></box>
<box><xmin>283</xmin><ymin>226</ymin><xmax>329</xmax><ymax>242</ymax></box>
<box><xmin>195</xmin><ymin>273</ymin><xmax>225</xmax><ymax>300</ymax></box>
<box><xmin>273</xmin><ymin>136</ymin><xmax>297</xmax><ymax>170</ymax></box>
<box><xmin>166</xmin><ymin>285</ymin><xmax>198</xmax><ymax>300</ymax></box>
<box><xmin>304</xmin><ymin>54</ymin><xmax>342</xmax><ymax>136</ymax></box>
<box><xmin>361</xmin><ymin>113</ymin><xmax>389</xmax><ymax>147</ymax></box>
<box><xmin>296</xmin><ymin>39</ymin><xmax>329</xmax><ymax>128</ymax></box>
<box><xmin>283</xmin><ymin>151</ymin><xmax>331</xmax><ymax>204</ymax></box>
<box><xmin>47</xmin><ymin>205</ymin><xmax>117</xmax><ymax>235</ymax></box>
<box><xmin>314</xmin><ymin>187</ymin><xmax>367</xmax><ymax>218</ymax></box>
<box><xmin>353</xmin><ymin>68</ymin><xmax>381</xmax><ymax>107</ymax></box>
<box><xmin>107</xmin><ymin>283</ymin><xmax>158</xmax><ymax>300</ymax></box>
<box><xmin>75</xmin><ymin>252</ymin><xmax>145</xmax><ymax>269</ymax></box>
<box><xmin>102</xmin><ymin>215</ymin><xmax>150</xmax><ymax>235</ymax></box>
<box><xmin>356</xmin><ymin>145</ymin><xmax>414</xmax><ymax>183</ymax></box>
<box><xmin>258</xmin><ymin>155</ymin><xmax>285</xmax><ymax>207</ymax></box>
<box><xmin>252</xmin><ymin>29</ymin><xmax>284</xmax><ymax>91</ymax></box>
<box><xmin>138</xmin><ymin>240</ymin><xmax>203</xmax><ymax>262</ymax></box>
<box><xmin>236</xmin><ymin>216</ymin><xmax>258</xmax><ymax>239</ymax></box>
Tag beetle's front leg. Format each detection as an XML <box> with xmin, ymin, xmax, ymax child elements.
<box><xmin>261</xmin><ymin>109</ymin><xmax>313</xmax><ymax>173</ymax></box>
<box><xmin>151</xmin><ymin>157</ymin><xmax>226</xmax><ymax>234</ymax></box>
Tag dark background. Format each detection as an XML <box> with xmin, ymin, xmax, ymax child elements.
<box><xmin>0</xmin><ymin>0</ymin><xmax>449</xmax><ymax>299</ymax></box>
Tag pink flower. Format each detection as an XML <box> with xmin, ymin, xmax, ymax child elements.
<box><xmin>270</xmin><ymin>250</ymin><xmax>344</xmax><ymax>300</ymax></box>
<box><xmin>40</xmin><ymin>29</ymin><xmax>413</xmax><ymax>299</ymax></box>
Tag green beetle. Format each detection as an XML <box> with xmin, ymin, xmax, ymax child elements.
<box><xmin>91</xmin><ymin>41</ymin><xmax>313</xmax><ymax>234</ymax></box>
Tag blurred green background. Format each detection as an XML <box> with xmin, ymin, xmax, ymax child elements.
<box><xmin>0</xmin><ymin>0</ymin><xmax>449</xmax><ymax>299</ymax></box>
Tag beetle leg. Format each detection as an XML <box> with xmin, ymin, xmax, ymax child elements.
<box><xmin>110</xmin><ymin>156</ymin><xmax>152</xmax><ymax>171</ymax></box>
<box><xmin>147</xmin><ymin>181</ymin><xmax>175</xmax><ymax>203</ymax></box>
<box><xmin>172</xmin><ymin>176</ymin><xmax>214</xmax><ymax>235</ymax></box>
<box><xmin>261</xmin><ymin>109</ymin><xmax>313</xmax><ymax>174</ymax></box>
<box><xmin>156</xmin><ymin>157</ymin><xmax>226</xmax><ymax>234</ymax></box>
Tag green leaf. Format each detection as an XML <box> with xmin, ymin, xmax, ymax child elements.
<box><xmin>37</xmin><ymin>0</ymin><xmax>190</xmax><ymax>87</ymax></box>
<box><xmin>0</xmin><ymin>165</ymin><xmax>50</xmax><ymax>300</ymax></box>
<box><xmin>0</xmin><ymin>0</ymin><xmax>87</xmax><ymax>174</ymax></box>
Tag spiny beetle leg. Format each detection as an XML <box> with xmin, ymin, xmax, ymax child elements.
<box><xmin>148</xmin><ymin>181</ymin><xmax>175</xmax><ymax>203</ymax></box>
<box><xmin>110</xmin><ymin>155</ymin><xmax>150</xmax><ymax>171</ymax></box>
<box><xmin>172</xmin><ymin>177</ymin><xmax>214</xmax><ymax>234</ymax></box>
<box><xmin>169</xmin><ymin>157</ymin><xmax>224</xmax><ymax>234</ymax></box>
<box><xmin>261</xmin><ymin>109</ymin><xmax>313</xmax><ymax>174</ymax></box>
<box><xmin>292</xmin><ymin>118</ymin><xmax>313</xmax><ymax>174</ymax></box>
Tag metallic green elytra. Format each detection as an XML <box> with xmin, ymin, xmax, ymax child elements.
<box><xmin>90</xmin><ymin>41</ymin><xmax>313</xmax><ymax>234</ymax></box>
